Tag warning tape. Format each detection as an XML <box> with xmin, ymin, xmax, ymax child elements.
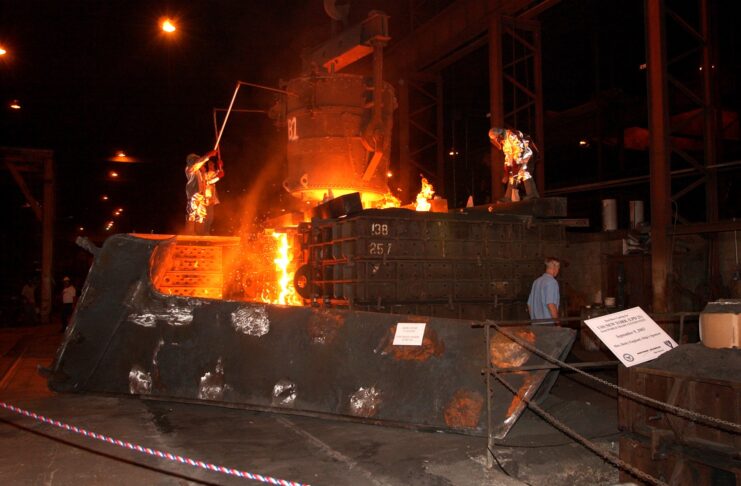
<box><xmin>0</xmin><ymin>401</ymin><xmax>310</xmax><ymax>486</ymax></box>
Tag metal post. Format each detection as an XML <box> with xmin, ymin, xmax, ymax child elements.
<box><xmin>485</xmin><ymin>322</ymin><xmax>493</xmax><ymax>468</ymax></box>
<box><xmin>533</xmin><ymin>22</ymin><xmax>545</xmax><ymax>197</ymax></box>
<box><xmin>398</xmin><ymin>79</ymin><xmax>411</xmax><ymax>201</ymax></box>
<box><xmin>645</xmin><ymin>0</ymin><xmax>671</xmax><ymax>313</ymax></box>
<box><xmin>435</xmin><ymin>74</ymin><xmax>445</xmax><ymax>195</ymax></box>
<box><xmin>701</xmin><ymin>0</ymin><xmax>720</xmax><ymax>289</ymax></box>
<box><xmin>489</xmin><ymin>13</ymin><xmax>505</xmax><ymax>202</ymax></box>
<box><xmin>41</xmin><ymin>156</ymin><xmax>54</xmax><ymax>324</ymax></box>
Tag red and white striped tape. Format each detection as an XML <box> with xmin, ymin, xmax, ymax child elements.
<box><xmin>0</xmin><ymin>401</ymin><xmax>309</xmax><ymax>486</ymax></box>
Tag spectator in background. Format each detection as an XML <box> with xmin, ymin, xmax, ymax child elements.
<box><xmin>61</xmin><ymin>276</ymin><xmax>77</xmax><ymax>332</ymax></box>
<box><xmin>527</xmin><ymin>257</ymin><xmax>561</xmax><ymax>324</ymax></box>
<box><xmin>21</xmin><ymin>278</ymin><xmax>38</xmax><ymax>325</ymax></box>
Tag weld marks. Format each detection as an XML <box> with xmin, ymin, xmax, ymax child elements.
<box><xmin>349</xmin><ymin>386</ymin><xmax>381</xmax><ymax>418</ymax></box>
<box><xmin>272</xmin><ymin>379</ymin><xmax>297</xmax><ymax>406</ymax></box>
<box><xmin>231</xmin><ymin>305</ymin><xmax>270</xmax><ymax>336</ymax></box>
<box><xmin>198</xmin><ymin>358</ymin><xmax>226</xmax><ymax>401</ymax></box>
<box><xmin>128</xmin><ymin>366</ymin><xmax>152</xmax><ymax>395</ymax></box>
<box><xmin>128</xmin><ymin>304</ymin><xmax>194</xmax><ymax>327</ymax></box>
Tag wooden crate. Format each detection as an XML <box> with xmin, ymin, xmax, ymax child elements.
<box><xmin>618</xmin><ymin>344</ymin><xmax>741</xmax><ymax>458</ymax></box>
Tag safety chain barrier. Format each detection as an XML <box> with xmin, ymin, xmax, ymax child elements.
<box><xmin>0</xmin><ymin>401</ymin><xmax>310</xmax><ymax>486</ymax></box>
<box><xmin>489</xmin><ymin>321</ymin><xmax>741</xmax><ymax>434</ymax></box>
<box><xmin>491</xmin><ymin>372</ymin><xmax>668</xmax><ymax>486</ymax></box>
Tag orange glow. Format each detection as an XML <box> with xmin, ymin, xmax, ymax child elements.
<box><xmin>414</xmin><ymin>177</ymin><xmax>434</xmax><ymax>212</ymax></box>
<box><xmin>116</xmin><ymin>151</ymin><xmax>126</xmax><ymax>158</ymax></box>
<box><xmin>161</xmin><ymin>18</ymin><xmax>176</xmax><ymax>33</ymax></box>
<box><xmin>0</xmin><ymin>47</ymin><xmax>6</xmax><ymax>56</ymax></box>
<box><xmin>386</xmin><ymin>170</ymin><xmax>393</xmax><ymax>178</ymax></box>
<box><xmin>9</xmin><ymin>100</ymin><xmax>21</xmax><ymax>110</ymax></box>
<box><xmin>101</xmin><ymin>195</ymin><xmax>109</xmax><ymax>201</ymax></box>
<box><xmin>109</xmin><ymin>171</ymin><xmax>119</xmax><ymax>178</ymax></box>
<box><xmin>501</xmin><ymin>133</ymin><xmax>522</xmax><ymax>162</ymax></box>
<box><xmin>271</xmin><ymin>232</ymin><xmax>301</xmax><ymax>306</ymax></box>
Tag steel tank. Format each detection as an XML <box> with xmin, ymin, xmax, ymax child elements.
<box><xmin>283</xmin><ymin>73</ymin><xmax>395</xmax><ymax>205</ymax></box>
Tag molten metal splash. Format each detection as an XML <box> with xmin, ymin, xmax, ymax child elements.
<box><xmin>414</xmin><ymin>177</ymin><xmax>434</xmax><ymax>211</ymax></box>
<box><xmin>271</xmin><ymin>232</ymin><xmax>301</xmax><ymax>306</ymax></box>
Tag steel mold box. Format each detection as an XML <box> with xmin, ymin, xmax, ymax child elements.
<box><xmin>49</xmin><ymin>233</ymin><xmax>575</xmax><ymax>437</ymax></box>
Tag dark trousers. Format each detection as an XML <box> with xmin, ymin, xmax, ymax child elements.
<box><xmin>61</xmin><ymin>303</ymin><xmax>74</xmax><ymax>331</ymax></box>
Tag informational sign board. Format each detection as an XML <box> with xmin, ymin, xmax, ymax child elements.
<box><xmin>393</xmin><ymin>323</ymin><xmax>427</xmax><ymax>346</ymax></box>
<box><xmin>584</xmin><ymin>307</ymin><xmax>678</xmax><ymax>367</ymax></box>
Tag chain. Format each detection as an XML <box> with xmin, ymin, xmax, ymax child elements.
<box><xmin>491</xmin><ymin>373</ymin><xmax>668</xmax><ymax>486</ymax></box>
<box><xmin>489</xmin><ymin>321</ymin><xmax>741</xmax><ymax>434</ymax></box>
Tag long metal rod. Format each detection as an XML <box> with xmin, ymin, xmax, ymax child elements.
<box><xmin>485</xmin><ymin>321</ymin><xmax>493</xmax><ymax>468</ymax></box>
<box><xmin>213</xmin><ymin>82</ymin><xmax>242</xmax><ymax>150</ymax></box>
<box><xmin>488</xmin><ymin>360</ymin><xmax>619</xmax><ymax>373</ymax></box>
<box><xmin>545</xmin><ymin>159</ymin><xmax>741</xmax><ymax>196</ymax></box>
<box><xmin>41</xmin><ymin>156</ymin><xmax>54</xmax><ymax>325</ymax></box>
<box><xmin>213</xmin><ymin>81</ymin><xmax>294</xmax><ymax>150</ymax></box>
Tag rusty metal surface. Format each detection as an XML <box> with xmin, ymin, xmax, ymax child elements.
<box><xmin>48</xmin><ymin>234</ymin><xmax>575</xmax><ymax>435</ymax></box>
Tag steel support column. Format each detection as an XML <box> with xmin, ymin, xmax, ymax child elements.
<box><xmin>533</xmin><ymin>25</ymin><xmax>545</xmax><ymax>196</ymax></box>
<box><xmin>41</xmin><ymin>156</ymin><xmax>54</xmax><ymax>324</ymax></box>
<box><xmin>436</xmin><ymin>74</ymin><xmax>445</xmax><ymax>195</ymax></box>
<box><xmin>700</xmin><ymin>0</ymin><xmax>720</xmax><ymax>287</ymax></box>
<box><xmin>489</xmin><ymin>13</ymin><xmax>505</xmax><ymax>202</ymax></box>
<box><xmin>398</xmin><ymin>78</ymin><xmax>412</xmax><ymax>198</ymax></box>
<box><xmin>645</xmin><ymin>0</ymin><xmax>671</xmax><ymax>313</ymax></box>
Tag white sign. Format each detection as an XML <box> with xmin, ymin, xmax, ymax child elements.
<box><xmin>584</xmin><ymin>307</ymin><xmax>678</xmax><ymax>367</ymax></box>
<box><xmin>393</xmin><ymin>323</ymin><xmax>427</xmax><ymax>346</ymax></box>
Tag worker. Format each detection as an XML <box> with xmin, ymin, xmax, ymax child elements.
<box><xmin>527</xmin><ymin>257</ymin><xmax>561</xmax><ymax>324</ymax></box>
<box><xmin>202</xmin><ymin>157</ymin><xmax>225</xmax><ymax>234</ymax></box>
<box><xmin>488</xmin><ymin>128</ymin><xmax>539</xmax><ymax>202</ymax></box>
<box><xmin>61</xmin><ymin>276</ymin><xmax>77</xmax><ymax>332</ymax></box>
<box><xmin>21</xmin><ymin>278</ymin><xmax>38</xmax><ymax>325</ymax></box>
<box><xmin>184</xmin><ymin>150</ymin><xmax>219</xmax><ymax>235</ymax></box>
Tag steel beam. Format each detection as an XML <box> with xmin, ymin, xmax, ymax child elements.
<box><xmin>41</xmin><ymin>157</ymin><xmax>54</xmax><ymax>324</ymax></box>
<box><xmin>436</xmin><ymin>74</ymin><xmax>446</xmax><ymax>195</ymax></box>
<box><xmin>489</xmin><ymin>13</ymin><xmax>505</xmax><ymax>202</ymax></box>
<box><xmin>700</xmin><ymin>0</ymin><xmax>720</xmax><ymax>287</ymax></box>
<box><xmin>398</xmin><ymin>78</ymin><xmax>412</xmax><ymax>199</ymax></box>
<box><xmin>645</xmin><ymin>0</ymin><xmax>671</xmax><ymax>313</ymax></box>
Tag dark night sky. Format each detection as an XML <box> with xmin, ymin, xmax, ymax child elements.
<box><xmin>1</xmin><ymin>1</ymin><xmax>349</xmax><ymax>238</ymax></box>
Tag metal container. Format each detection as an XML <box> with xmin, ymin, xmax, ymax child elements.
<box><xmin>283</xmin><ymin>74</ymin><xmax>396</xmax><ymax>205</ymax></box>
<box><xmin>48</xmin><ymin>233</ymin><xmax>576</xmax><ymax>437</ymax></box>
<box><xmin>300</xmin><ymin>208</ymin><xmax>566</xmax><ymax>318</ymax></box>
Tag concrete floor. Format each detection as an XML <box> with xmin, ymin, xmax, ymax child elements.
<box><xmin>0</xmin><ymin>324</ymin><xmax>620</xmax><ymax>486</ymax></box>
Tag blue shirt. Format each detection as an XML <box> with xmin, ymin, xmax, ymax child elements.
<box><xmin>527</xmin><ymin>273</ymin><xmax>559</xmax><ymax>322</ymax></box>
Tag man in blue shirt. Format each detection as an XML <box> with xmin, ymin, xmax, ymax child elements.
<box><xmin>527</xmin><ymin>257</ymin><xmax>561</xmax><ymax>324</ymax></box>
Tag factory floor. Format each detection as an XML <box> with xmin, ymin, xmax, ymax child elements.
<box><xmin>0</xmin><ymin>324</ymin><xmax>620</xmax><ymax>486</ymax></box>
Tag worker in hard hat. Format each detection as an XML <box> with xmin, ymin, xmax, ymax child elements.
<box><xmin>184</xmin><ymin>150</ymin><xmax>221</xmax><ymax>235</ymax></box>
<box><xmin>488</xmin><ymin>128</ymin><xmax>539</xmax><ymax>202</ymax></box>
